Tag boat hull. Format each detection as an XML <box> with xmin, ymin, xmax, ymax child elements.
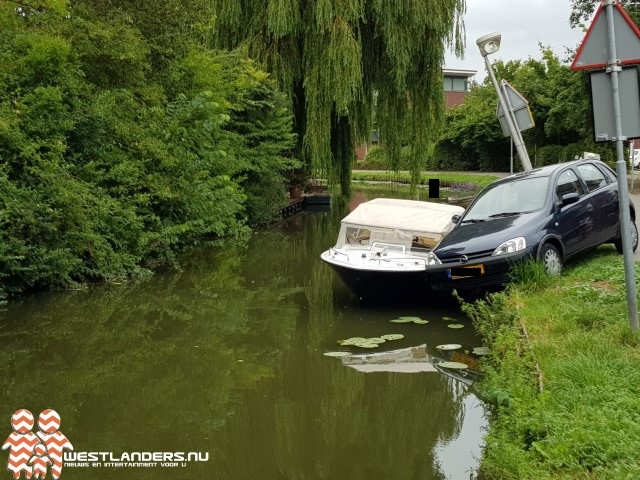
<box><xmin>321</xmin><ymin>249</ymin><xmax>432</xmax><ymax>300</ymax></box>
<box><xmin>319</xmin><ymin>198</ymin><xmax>465</xmax><ymax>302</ymax></box>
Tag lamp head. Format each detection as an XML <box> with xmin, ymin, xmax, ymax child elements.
<box><xmin>476</xmin><ymin>32</ymin><xmax>501</xmax><ymax>57</ymax></box>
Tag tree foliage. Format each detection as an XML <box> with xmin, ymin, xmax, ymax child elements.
<box><xmin>570</xmin><ymin>0</ymin><xmax>640</xmax><ymax>28</ymax></box>
<box><xmin>0</xmin><ymin>1</ymin><xmax>297</xmax><ymax>295</ymax></box>
<box><xmin>212</xmin><ymin>0</ymin><xmax>466</xmax><ymax>194</ymax></box>
<box><xmin>433</xmin><ymin>47</ymin><xmax>611</xmax><ymax>171</ymax></box>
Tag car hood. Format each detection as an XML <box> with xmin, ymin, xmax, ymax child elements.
<box><xmin>434</xmin><ymin>214</ymin><xmax>537</xmax><ymax>259</ymax></box>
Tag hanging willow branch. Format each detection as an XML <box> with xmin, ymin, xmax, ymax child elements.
<box><xmin>212</xmin><ymin>0</ymin><xmax>466</xmax><ymax>194</ymax></box>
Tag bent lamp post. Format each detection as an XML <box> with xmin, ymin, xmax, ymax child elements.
<box><xmin>477</xmin><ymin>32</ymin><xmax>533</xmax><ymax>171</ymax></box>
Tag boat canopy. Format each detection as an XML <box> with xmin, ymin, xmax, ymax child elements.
<box><xmin>341</xmin><ymin>198</ymin><xmax>464</xmax><ymax>234</ymax></box>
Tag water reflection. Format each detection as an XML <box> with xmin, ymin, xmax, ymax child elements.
<box><xmin>340</xmin><ymin>344</ymin><xmax>436</xmax><ymax>373</ymax></box>
<box><xmin>0</xmin><ymin>186</ymin><xmax>487</xmax><ymax>480</ymax></box>
<box><xmin>336</xmin><ymin>344</ymin><xmax>484</xmax><ymax>383</ymax></box>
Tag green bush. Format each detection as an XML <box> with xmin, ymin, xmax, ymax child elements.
<box><xmin>0</xmin><ymin>6</ymin><xmax>296</xmax><ymax>293</ymax></box>
<box><xmin>360</xmin><ymin>145</ymin><xmax>415</xmax><ymax>170</ymax></box>
<box><xmin>562</xmin><ymin>140</ymin><xmax>616</xmax><ymax>166</ymax></box>
<box><xmin>534</xmin><ymin>142</ymin><xmax>617</xmax><ymax>168</ymax></box>
<box><xmin>535</xmin><ymin>144</ymin><xmax>568</xmax><ymax>166</ymax></box>
<box><xmin>431</xmin><ymin>141</ymin><xmax>510</xmax><ymax>172</ymax></box>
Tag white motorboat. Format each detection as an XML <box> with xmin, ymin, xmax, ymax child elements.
<box><xmin>320</xmin><ymin>198</ymin><xmax>464</xmax><ymax>299</ymax></box>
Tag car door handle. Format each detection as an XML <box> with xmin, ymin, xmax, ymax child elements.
<box><xmin>585</xmin><ymin>204</ymin><xmax>594</xmax><ymax>212</ymax></box>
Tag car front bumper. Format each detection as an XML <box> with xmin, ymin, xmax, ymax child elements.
<box><xmin>426</xmin><ymin>247</ymin><xmax>535</xmax><ymax>291</ymax></box>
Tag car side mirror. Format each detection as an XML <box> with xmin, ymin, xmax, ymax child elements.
<box><xmin>451</xmin><ymin>214</ymin><xmax>461</xmax><ymax>224</ymax></box>
<box><xmin>561</xmin><ymin>192</ymin><xmax>580</xmax><ymax>206</ymax></box>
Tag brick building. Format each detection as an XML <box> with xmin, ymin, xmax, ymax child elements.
<box><xmin>443</xmin><ymin>68</ymin><xmax>476</xmax><ymax>107</ymax></box>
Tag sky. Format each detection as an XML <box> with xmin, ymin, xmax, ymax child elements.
<box><xmin>444</xmin><ymin>0</ymin><xmax>589</xmax><ymax>82</ymax></box>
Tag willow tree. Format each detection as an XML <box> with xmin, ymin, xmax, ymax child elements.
<box><xmin>212</xmin><ymin>0</ymin><xmax>465</xmax><ymax>194</ymax></box>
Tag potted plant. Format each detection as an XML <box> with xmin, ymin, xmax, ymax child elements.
<box><xmin>287</xmin><ymin>169</ymin><xmax>307</xmax><ymax>199</ymax></box>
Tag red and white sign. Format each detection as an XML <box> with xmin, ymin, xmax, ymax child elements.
<box><xmin>571</xmin><ymin>0</ymin><xmax>640</xmax><ymax>70</ymax></box>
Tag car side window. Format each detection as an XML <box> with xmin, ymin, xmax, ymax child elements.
<box><xmin>596</xmin><ymin>163</ymin><xmax>615</xmax><ymax>183</ymax></box>
<box><xmin>577</xmin><ymin>163</ymin><xmax>607</xmax><ymax>192</ymax></box>
<box><xmin>555</xmin><ymin>169</ymin><xmax>582</xmax><ymax>200</ymax></box>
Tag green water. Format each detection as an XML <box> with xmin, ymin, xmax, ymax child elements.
<box><xmin>0</xmin><ymin>186</ymin><xmax>487</xmax><ymax>480</ymax></box>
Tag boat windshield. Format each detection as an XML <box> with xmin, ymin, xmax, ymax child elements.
<box><xmin>463</xmin><ymin>176</ymin><xmax>549</xmax><ymax>222</ymax></box>
<box><xmin>345</xmin><ymin>227</ymin><xmax>371</xmax><ymax>245</ymax></box>
<box><xmin>339</xmin><ymin>225</ymin><xmax>438</xmax><ymax>253</ymax></box>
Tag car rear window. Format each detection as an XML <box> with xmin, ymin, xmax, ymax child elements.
<box><xmin>577</xmin><ymin>163</ymin><xmax>607</xmax><ymax>192</ymax></box>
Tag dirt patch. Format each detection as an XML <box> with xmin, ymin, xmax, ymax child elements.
<box><xmin>591</xmin><ymin>281</ymin><xmax>615</xmax><ymax>291</ymax></box>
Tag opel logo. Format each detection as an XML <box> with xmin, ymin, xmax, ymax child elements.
<box><xmin>459</xmin><ymin>255</ymin><xmax>468</xmax><ymax>264</ymax></box>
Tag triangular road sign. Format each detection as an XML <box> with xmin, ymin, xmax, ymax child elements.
<box><xmin>571</xmin><ymin>1</ymin><xmax>640</xmax><ymax>70</ymax></box>
<box><xmin>496</xmin><ymin>80</ymin><xmax>528</xmax><ymax>115</ymax></box>
<box><xmin>496</xmin><ymin>81</ymin><xmax>534</xmax><ymax>136</ymax></box>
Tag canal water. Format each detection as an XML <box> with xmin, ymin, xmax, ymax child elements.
<box><xmin>0</xmin><ymin>186</ymin><xmax>488</xmax><ymax>480</ymax></box>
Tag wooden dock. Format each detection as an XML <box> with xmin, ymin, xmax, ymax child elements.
<box><xmin>277</xmin><ymin>180</ymin><xmax>332</xmax><ymax>222</ymax></box>
<box><xmin>281</xmin><ymin>197</ymin><xmax>305</xmax><ymax>219</ymax></box>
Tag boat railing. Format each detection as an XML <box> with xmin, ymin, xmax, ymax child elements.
<box><xmin>369</xmin><ymin>255</ymin><xmax>428</xmax><ymax>267</ymax></box>
<box><xmin>329</xmin><ymin>247</ymin><xmax>428</xmax><ymax>268</ymax></box>
<box><xmin>329</xmin><ymin>248</ymin><xmax>350</xmax><ymax>261</ymax></box>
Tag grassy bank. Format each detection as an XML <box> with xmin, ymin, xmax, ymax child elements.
<box><xmin>351</xmin><ymin>170</ymin><xmax>498</xmax><ymax>189</ymax></box>
<box><xmin>464</xmin><ymin>247</ymin><xmax>640</xmax><ymax>479</ymax></box>
<box><xmin>350</xmin><ymin>171</ymin><xmax>498</xmax><ymax>201</ymax></box>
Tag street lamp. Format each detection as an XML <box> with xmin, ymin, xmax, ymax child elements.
<box><xmin>476</xmin><ymin>33</ymin><xmax>533</xmax><ymax>171</ymax></box>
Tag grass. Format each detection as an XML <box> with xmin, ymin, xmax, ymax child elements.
<box><xmin>462</xmin><ymin>246</ymin><xmax>640</xmax><ymax>479</ymax></box>
<box><xmin>350</xmin><ymin>170</ymin><xmax>498</xmax><ymax>189</ymax></box>
<box><xmin>350</xmin><ymin>171</ymin><xmax>498</xmax><ymax>201</ymax></box>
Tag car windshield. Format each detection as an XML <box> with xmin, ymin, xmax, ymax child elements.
<box><xmin>462</xmin><ymin>176</ymin><xmax>549</xmax><ymax>222</ymax></box>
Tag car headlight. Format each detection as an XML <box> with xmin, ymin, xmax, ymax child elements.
<box><xmin>426</xmin><ymin>252</ymin><xmax>442</xmax><ymax>265</ymax></box>
<box><xmin>492</xmin><ymin>237</ymin><xmax>526</xmax><ymax>256</ymax></box>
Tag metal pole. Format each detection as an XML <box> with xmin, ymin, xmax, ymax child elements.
<box><xmin>604</xmin><ymin>0</ymin><xmax>638</xmax><ymax>331</ymax></box>
<box><xmin>484</xmin><ymin>56</ymin><xmax>533</xmax><ymax>171</ymax></box>
<box><xmin>510</xmin><ymin>137</ymin><xmax>514</xmax><ymax>174</ymax></box>
<box><xmin>630</xmin><ymin>142</ymin><xmax>635</xmax><ymax>190</ymax></box>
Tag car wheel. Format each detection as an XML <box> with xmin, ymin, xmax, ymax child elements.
<box><xmin>614</xmin><ymin>220</ymin><xmax>638</xmax><ymax>254</ymax></box>
<box><xmin>539</xmin><ymin>243</ymin><xmax>562</xmax><ymax>275</ymax></box>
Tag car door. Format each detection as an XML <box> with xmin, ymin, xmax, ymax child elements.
<box><xmin>575</xmin><ymin>162</ymin><xmax>619</xmax><ymax>243</ymax></box>
<box><xmin>554</xmin><ymin>168</ymin><xmax>597</xmax><ymax>256</ymax></box>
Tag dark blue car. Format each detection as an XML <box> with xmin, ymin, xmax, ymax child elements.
<box><xmin>425</xmin><ymin>160</ymin><xmax>638</xmax><ymax>291</ymax></box>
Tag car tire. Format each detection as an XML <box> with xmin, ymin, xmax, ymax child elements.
<box><xmin>539</xmin><ymin>243</ymin><xmax>562</xmax><ymax>276</ymax></box>
<box><xmin>614</xmin><ymin>220</ymin><xmax>638</xmax><ymax>254</ymax></box>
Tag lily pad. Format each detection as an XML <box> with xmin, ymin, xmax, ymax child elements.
<box><xmin>366</xmin><ymin>337</ymin><xmax>387</xmax><ymax>344</ymax></box>
<box><xmin>390</xmin><ymin>318</ymin><xmax>414</xmax><ymax>323</ymax></box>
<box><xmin>323</xmin><ymin>351</ymin><xmax>352</xmax><ymax>357</ymax></box>
<box><xmin>447</xmin><ymin>323</ymin><xmax>465</xmax><ymax>329</ymax></box>
<box><xmin>412</xmin><ymin>319</ymin><xmax>429</xmax><ymax>324</ymax></box>
<box><xmin>473</xmin><ymin>346</ymin><xmax>491</xmax><ymax>356</ymax></box>
<box><xmin>399</xmin><ymin>316</ymin><xmax>422</xmax><ymax>321</ymax></box>
<box><xmin>353</xmin><ymin>341</ymin><xmax>380</xmax><ymax>348</ymax></box>
<box><xmin>436</xmin><ymin>344</ymin><xmax>462</xmax><ymax>351</ymax></box>
<box><xmin>439</xmin><ymin>361</ymin><xmax>469</xmax><ymax>370</ymax></box>
<box><xmin>337</xmin><ymin>337</ymin><xmax>367</xmax><ymax>346</ymax></box>
<box><xmin>442</xmin><ymin>316</ymin><xmax>457</xmax><ymax>321</ymax></box>
<box><xmin>381</xmin><ymin>334</ymin><xmax>404</xmax><ymax>340</ymax></box>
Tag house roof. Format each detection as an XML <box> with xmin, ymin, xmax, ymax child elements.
<box><xmin>443</xmin><ymin>68</ymin><xmax>477</xmax><ymax>78</ymax></box>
